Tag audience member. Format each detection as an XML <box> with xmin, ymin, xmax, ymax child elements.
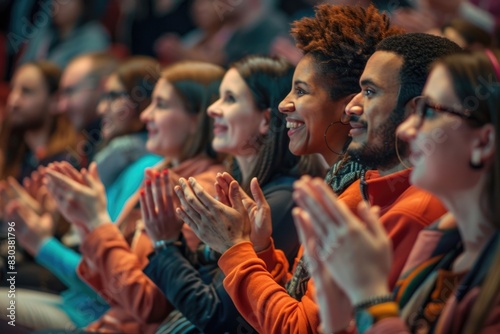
<box><xmin>155</xmin><ymin>0</ymin><xmax>289</xmax><ymax>66</ymax></box>
<box><xmin>439</xmin><ymin>18</ymin><xmax>492</xmax><ymax>49</ymax></box>
<box><xmin>295</xmin><ymin>47</ymin><xmax>500</xmax><ymax>334</ymax></box>
<box><xmin>57</xmin><ymin>52</ymin><xmax>118</xmax><ymax>168</ymax></box>
<box><xmin>19</xmin><ymin>0</ymin><xmax>109</xmax><ymax>68</ymax></box>
<box><xmin>0</xmin><ymin>61</ymin><xmax>75</xmax><ymax>182</ymax></box>
<box><xmin>93</xmin><ymin>56</ymin><xmax>162</xmax><ymax>220</ymax></box>
<box><xmin>143</xmin><ymin>55</ymin><xmax>322</xmax><ymax>332</ymax></box>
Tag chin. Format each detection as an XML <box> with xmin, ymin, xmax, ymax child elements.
<box><xmin>289</xmin><ymin>142</ymin><xmax>310</xmax><ymax>156</ymax></box>
<box><xmin>146</xmin><ymin>142</ymin><xmax>159</xmax><ymax>155</ymax></box>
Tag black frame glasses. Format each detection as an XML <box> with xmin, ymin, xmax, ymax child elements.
<box><xmin>412</xmin><ymin>96</ymin><xmax>477</xmax><ymax>128</ymax></box>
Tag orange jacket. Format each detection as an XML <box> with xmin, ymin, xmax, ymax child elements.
<box><xmin>77</xmin><ymin>156</ymin><xmax>224</xmax><ymax>334</ymax></box>
<box><xmin>218</xmin><ymin>169</ymin><xmax>447</xmax><ymax>334</ymax></box>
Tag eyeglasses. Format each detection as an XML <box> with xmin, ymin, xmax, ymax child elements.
<box><xmin>412</xmin><ymin>96</ymin><xmax>478</xmax><ymax>128</ymax></box>
<box><xmin>100</xmin><ymin>90</ymin><xmax>129</xmax><ymax>103</ymax></box>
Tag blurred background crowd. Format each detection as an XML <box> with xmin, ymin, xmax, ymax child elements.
<box><xmin>0</xmin><ymin>1</ymin><xmax>499</xmax><ymax>333</ymax></box>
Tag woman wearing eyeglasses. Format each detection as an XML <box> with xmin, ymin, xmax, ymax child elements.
<box><xmin>294</xmin><ymin>49</ymin><xmax>500</xmax><ymax>333</ymax></box>
<box><xmin>94</xmin><ymin>56</ymin><xmax>163</xmax><ymax>220</ymax></box>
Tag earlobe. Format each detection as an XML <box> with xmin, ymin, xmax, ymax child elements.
<box><xmin>470</xmin><ymin>125</ymin><xmax>496</xmax><ymax>170</ymax></box>
<box><xmin>259</xmin><ymin>108</ymin><xmax>271</xmax><ymax>135</ymax></box>
<box><xmin>479</xmin><ymin>124</ymin><xmax>495</xmax><ymax>157</ymax></box>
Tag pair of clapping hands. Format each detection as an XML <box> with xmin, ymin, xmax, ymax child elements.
<box><xmin>139</xmin><ymin>170</ymin><xmax>273</xmax><ymax>254</ymax></box>
<box><xmin>3</xmin><ymin>162</ymin><xmax>113</xmax><ymax>255</ymax></box>
<box><xmin>167</xmin><ymin>173</ymin><xmax>393</xmax><ymax>333</ymax></box>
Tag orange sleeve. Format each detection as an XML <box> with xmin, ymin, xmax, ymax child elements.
<box><xmin>219</xmin><ymin>242</ymin><xmax>319</xmax><ymax>334</ymax></box>
<box><xmin>77</xmin><ymin>223</ymin><xmax>172</xmax><ymax>323</ymax></box>
<box><xmin>256</xmin><ymin>238</ymin><xmax>295</xmax><ymax>285</ymax></box>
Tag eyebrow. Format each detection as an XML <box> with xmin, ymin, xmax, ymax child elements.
<box><xmin>360</xmin><ymin>78</ymin><xmax>380</xmax><ymax>88</ymax></box>
<box><xmin>221</xmin><ymin>88</ymin><xmax>235</xmax><ymax>95</ymax></box>
<box><xmin>293</xmin><ymin>80</ymin><xmax>310</xmax><ymax>87</ymax></box>
<box><xmin>154</xmin><ymin>96</ymin><xmax>168</xmax><ymax>102</ymax></box>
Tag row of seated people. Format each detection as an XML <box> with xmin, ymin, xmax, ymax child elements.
<box><xmin>0</xmin><ymin>4</ymin><xmax>499</xmax><ymax>334</ymax></box>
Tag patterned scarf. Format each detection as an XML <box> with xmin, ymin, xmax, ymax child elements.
<box><xmin>286</xmin><ymin>158</ymin><xmax>365</xmax><ymax>300</ymax></box>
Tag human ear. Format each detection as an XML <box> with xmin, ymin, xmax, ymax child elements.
<box><xmin>259</xmin><ymin>108</ymin><xmax>271</xmax><ymax>135</ymax></box>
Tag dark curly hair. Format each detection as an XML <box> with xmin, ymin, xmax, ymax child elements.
<box><xmin>291</xmin><ymin>4</ymin><xmax>404</xmax><ymax>100</ymax></box>
<box><xmin>376</xmin><ymin>32</ymin><xmax>462</xmax><ymax>110</ymax></box>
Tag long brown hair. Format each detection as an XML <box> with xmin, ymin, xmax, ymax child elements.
<box><xmin>438</xmin><ymin>49</ymin><xmax>500</xmax><ymax>333</ymax></box>
<box><xmin>0</xmin><ymin>61</ymin><xmax>77</xmax><ymax>180</ymax></box>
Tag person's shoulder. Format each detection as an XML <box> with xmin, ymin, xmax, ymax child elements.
<box><xmin>388</xmin><ymin>185</ymin><xmax>447</xmax><ymax>226</ymax></box>
<box><xmin>78</xmin><ymin>21</ymin><xmax>109</xmax><ymax>35</ymax></box>
<box><xmin>72</xmin><ymin>21</ymin><xmax>110</xmax><ymax>44</ymax></box>
<box><xmin>262</xmin><ymin>174</ymin><xmax>298</xmax><ymax>193</ymax></box>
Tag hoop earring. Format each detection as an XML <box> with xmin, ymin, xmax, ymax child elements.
<box><xmin>324</xmin><ymin>120</ymin><xmax>350</xmax><ymax>155</ymax></box>
<box><xmin>395</xmin><ymin>135</ymin><xmax>411</xmax><ymax>169</ymax></box>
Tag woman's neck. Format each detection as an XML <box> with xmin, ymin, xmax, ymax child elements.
<box><xmin>235</xmin><ymin>155</ymin><xmax>258</xmax><ymax>185</ymax></box>
<box><xmin>23</xmin><ymin>120</ymin><xmax>52</xmax><ymax>157</ymax></box>
<box><xmin>440</xmin><ymin>177</ymin><xmax>496</xmax><ymax>272</ymax></box>
<box><xmin>322</xmin><ymin>150</ymin><xmax>343</xmax><ymax>167</ymax></box>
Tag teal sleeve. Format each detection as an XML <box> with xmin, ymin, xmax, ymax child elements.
<box><xmin>35</xmin><ymin>237</ymin><xmax>85</xmax><ymax>290</ymax></box>
<box><xmin>36</xmin><ymin>237</ymin><xmax>110</xmax><ymax>328</ymax></box>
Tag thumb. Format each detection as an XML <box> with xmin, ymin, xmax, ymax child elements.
<box><xmin>89</xmin><ymin>162</ymin><xmax>102</xmax><ymax>184</ymax></box>
<box><xmin>250</xmin><ymin>178</ymin><xmax>267</xmax><ymax>210</ymax></box>
<box><xmin>228</xmin><ymin>181</ymin><xmax>245</xmax><ymax>212</ymax></box>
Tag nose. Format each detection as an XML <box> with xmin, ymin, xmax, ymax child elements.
<box><xmin>140</xmin><ymin>102</ymin><xmax>153</xmax><ymax>123</ymax></box>
<box><xmin>7</xmin><ymin>89</ymin><xmax>20</xmax><ymax>111</ymax></box>
<box><xmin>278</xmin><ymin>94</ymin><xmax>295</xmax><ymax>114</ymax></box>
<box><xmin>396</xmin><ymin>115</ymin><xmax>419</xmax><ymax>143</ymax></box>
<box><xmin>96</xmin><ymin>98</ymin><xmax>109</xmax><ymax>116</ymax></box>
<box><xmin>345</xmin><ymin>92</ymin><xmax>363</xmax><ymax>117</ymax></box>
<box><xmin>206</xmin><ymin>99</ymin><xmax>222</xmax><ymax>118</ymax></box>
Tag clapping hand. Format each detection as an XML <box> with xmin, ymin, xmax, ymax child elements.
<box><xmin>140</xmin><ymin>168</ymin><xmax>183</xmax><ymax>246</ymax></box>
<box><xmin>215</xmin><ymin>173</ymin><xmax>272</xmax><ymax>252</ymax></box>
<box><xmin>174</xmin><ymin>176</ymin><xmax>251</xmax><ymax>254</ymax></box>
<box><xmin>292</xmin><ymin>176</ymin><xmax>391</xmax><ymax>305</ymax></box>
<box><xmin>44</xmin><ymin>162</ymin><xmax>110</xmax><ymax>234</ymax></box>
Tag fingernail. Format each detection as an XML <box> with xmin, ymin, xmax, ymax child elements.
<box><xmin>140</xmin><ymin>189</ymin><xmax>145</xmax><ymax>196</ymax></box>
<box><xmin>188</xmin><ymin>177</ymin><xmax>195</xmax><ymax>184</ymax></box>
<box><xmin>162</xmin><ymin>169</ymin><xmax>169</xmax><ymax>176</ymax></box>
<box><xmin>145</xmin><ymin>179</ymin><xmax>152</xmax><ymax>186</ymax></box>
